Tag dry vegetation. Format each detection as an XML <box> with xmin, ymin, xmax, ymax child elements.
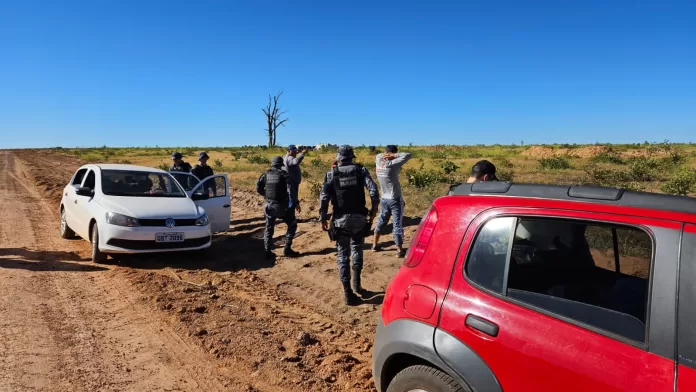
<box><xmin>46</xmin><ymin>141</ymin><xmax>696</xmax><ymax>218</ymax></box>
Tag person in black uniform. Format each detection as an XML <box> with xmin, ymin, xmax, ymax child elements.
<box><xmin>169</xmin><ymin>152</ymin><xmax>192</xmax><ymax>173</ymax></box>
<box><xmin>319</xmin><ymin>145</ymin><xmax>380</xmax><ymax>306</ymax></box>
<box><xmin>256</xmin><ymin>157</ymin><xmax>300</xmax><ymax>259</ymax></box>
<box><xmin>191</xmin><ymin>152</ymin><xmax>214</xmax><ymax>180</ymax></box>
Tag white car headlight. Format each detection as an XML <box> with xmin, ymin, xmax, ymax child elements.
<box><xmin>105</xmin><ymin>212</ymin><xmax>140</xmax><ymax>227</ymax></box>
<box><xmin>195</xmin><ymin>214</ymin><xmax>209</xmax><ymax>226</ymax></box>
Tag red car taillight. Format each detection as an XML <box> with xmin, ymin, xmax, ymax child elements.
<box><xmin>403</xmin><ymin>206</ymin><xmax>438</xmax><ymax>268</ymax></box>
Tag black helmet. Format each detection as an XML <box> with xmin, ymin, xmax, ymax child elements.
<box><xmin>271</xmin><ymin>156</ymin><xmax>284</xmax><ymax>168</ymax></box>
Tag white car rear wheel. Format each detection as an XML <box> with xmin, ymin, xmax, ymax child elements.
<box><xmin>91</xmin><ymin>224</ymin><xmax>107</xmax><ymax>263</ymax></box>
<box><xmin>60</xmin><ymin>207</ymin><xmax>75</xmax><ymax>239</ymax></box>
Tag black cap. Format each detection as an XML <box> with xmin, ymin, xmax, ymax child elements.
<box><xmin>271</xmin><ymin>156</ymin><xmax>284</xmax><ymax>168</ymax></box>
<box><xmin>198</xmin><ymin>151</ymin><xmax>209</xmax><ymax>160</ymax></box>
<box><xmin>171</xmin><ymin>152</ymin><xmax>183</xmax><ymax>160</ymax></box>
<box><xmin>337</xmin><ymin>145</ymin><xmax>356</xmax><ymax>160</ymax></box>
<box><xmin>471</xmin><ymin>160</ymin><xmax>497</xmax><ymax>180</ymax></box>
<box><xmin>287</xmin><ymin>144</ymin><xmax>298</xmax><ymax>151</ymax></box>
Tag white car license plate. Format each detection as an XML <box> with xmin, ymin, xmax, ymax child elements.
<box><xmin>156</xmin><ymin>233</ymin><xmax>185</xmax><ymax>243</ymax></box>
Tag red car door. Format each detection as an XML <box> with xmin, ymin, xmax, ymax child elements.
<box><xmin>437</xmin><ymin>207</ymin><xmax>678</xmax><ymax>392</ymax></box>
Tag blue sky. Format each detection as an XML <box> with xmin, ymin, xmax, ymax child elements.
<box><xmin>1</xmin><ymin>0</ymin><xmax>694</xmax><ymax>148</ymax></box>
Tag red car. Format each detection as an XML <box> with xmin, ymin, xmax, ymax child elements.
<box><xmin>373</xmin><ymin>182</ymin><xmax>696</xmax><ymax>392</ymax></box>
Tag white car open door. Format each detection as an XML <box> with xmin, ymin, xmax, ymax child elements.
<box><xmin>169</xmin><ymin>172</ymin><xmax>201</xmax><ymax>197</ymax></box>
<box><xmin>190</xmin><ymin>174</ymin><xmax>231</xmax><ymax>233</ymax></box>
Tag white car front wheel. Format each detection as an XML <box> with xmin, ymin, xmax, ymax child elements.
<box><xmin>60</xmin><ymin>207</ymin><xmax>75</xmax><ymax>239</ymax></box>
<box><xmin>91</xmin><ymin>223</ymin><xmax>107</xmax><ymax>263</ymax></box>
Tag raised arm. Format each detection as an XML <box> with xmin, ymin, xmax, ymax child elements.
<box><xmin>286</xmin><ymin>152</ymin><xmax>306</xmax><ymax>167</ymax></box>
<box><xmin>382</xmin><ymin>152</ymin><xmax>412</xmax><ymax>168</ymax></box>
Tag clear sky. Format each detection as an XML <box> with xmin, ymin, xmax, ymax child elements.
<box><xmin>1</xmin><ymin>0</ymin><xmax>694</xmax><ymax>148</ymax></box>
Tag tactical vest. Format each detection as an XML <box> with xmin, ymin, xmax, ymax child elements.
<box><xmin>331</xmin><ymin>164</ymin><xmax>367</xmax><ymax>216</ymax></box>
<box><xmin>265</xmin><ymin>168</ymin><xmax>288</xmax><ymax>204</ymax></box>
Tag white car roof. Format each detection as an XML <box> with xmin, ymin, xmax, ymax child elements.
<box><xmin>95</xmin><ymin>164</ymin><xmax>167</xmax><ymax>173</ymax></box>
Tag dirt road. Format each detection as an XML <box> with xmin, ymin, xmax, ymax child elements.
<box><xmin>0</xmin><ymin>150</ymin><xmax>418</xmax><ymax>391</ymax></box>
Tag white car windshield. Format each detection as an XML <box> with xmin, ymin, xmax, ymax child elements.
<box><xmin>169</xmin><ymin>172</ymin><xmax>200</xmax><ymax>192</ymax></box>
<box><xmin>101</xmin><ymin>170</ymin><xmax>186</xmax><ymax>198</ymax></box>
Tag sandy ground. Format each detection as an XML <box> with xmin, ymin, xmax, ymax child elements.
<box><xmin>0</xmin><ymin>150</ymin><xmax>419</xmax><ymax>391</ymax></box>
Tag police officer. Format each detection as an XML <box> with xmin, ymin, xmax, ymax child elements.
<box><xmin>257</xmin><ymin>157</ymin><xmax>300</xmax><ymax>258</ymax></box>
<box><xmin>319</xmin><ymin>145</ymin><xmax>380</xmax><ymax>306</ymax></box>
<box><xmin>169</xmin><ymin>152</ymin><xmax>193</xmax><ymax>173</ymax></box>
<box><xmin>191</xmin><ymin>152</ymin><xmax>214</xmax><ymax>180</ymax></box>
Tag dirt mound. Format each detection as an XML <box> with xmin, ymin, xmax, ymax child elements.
<box><xmin>521</xmin><ymin>146</ymin><xmax>609</xmax><ymax>159</ymax></box>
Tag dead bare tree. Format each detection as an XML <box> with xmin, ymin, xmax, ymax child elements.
<box><xmin>262</xmin><ymin>90</ymin><xmax>289</xmax><ymax>147</ymax></box>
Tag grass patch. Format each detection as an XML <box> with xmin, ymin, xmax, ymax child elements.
<box><xmin>539</xmin><ymin>156</ymin><xmax>572</xmax><ymax>170</ymax></box>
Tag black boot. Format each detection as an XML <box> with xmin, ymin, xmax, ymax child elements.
<box><xmin>283</xmin><ymin>244</ymin><xmax>300</xmax><ymax>257</ymax></box>
<box><xmin>351</xmin><ymin>268</ymin><xmax>364</xmax><ymax>295</ymax></box>
<box><xmin>343</xmin><ymin>282</ymin><xmax>360</xmax><ymax>306</ymax></box>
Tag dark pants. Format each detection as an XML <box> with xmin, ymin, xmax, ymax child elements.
<box><xmin>335</xmin><ymin>228</ymin><xmax>364</xmax><ymax>284</ymax></box>
<box><xmin>264</xmin><ymin>203</ymin><xmax>297</xmax><ymax>251</ymax></box>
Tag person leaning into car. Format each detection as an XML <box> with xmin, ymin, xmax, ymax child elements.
<box><xmin>467</xmin><ymin>160</ymin><xmax>497</xmax><ymax>183</ymax></box>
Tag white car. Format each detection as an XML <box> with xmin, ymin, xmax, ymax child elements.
<box><xmin>59</xmin><ymin>164</ymin><xmax>231</xmax><ymax>262</ymax></box>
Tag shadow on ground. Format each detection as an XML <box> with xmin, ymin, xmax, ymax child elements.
<box><xmin>0</xmin><ymin>248</ymin><xmax>105</xmax><ymax>272</ymax></box>
<box><xmin>110</xmin><ymin>228</ymin><xmax>278</xmax><ymax>272</ymax></box>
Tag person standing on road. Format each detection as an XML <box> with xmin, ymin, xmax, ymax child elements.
<box><xmin>169</xmin><ymin>152</ymin><xmax>193</xmax><ymax>173</ymax></box>
<box><xmin>191</xmin><ymin>152</ymin><xmax>214</xmax><ymax>180</ymax></box>
<box><xmin>257</xmin><ymin>157</ymin><xmax>300</xmax><ymax>259</ymax></box>
<box><xmin>467</xmin><ymin>160</ymin><xmax>497</xmax><ymax>183</ymax></box>
<box><xmin>372</xmin><ymin>145</ymin><xmax>412</xmax><ymax>257</ymax></box>
<box><xmin>282</xmin><ymin>145</ymin><xmax>306</xmax><ymax>214</ymax></box>
<box><xmin>319</xmin><ymin>145</ymin><xmax>380</xmax><ymax>306</ymax></box>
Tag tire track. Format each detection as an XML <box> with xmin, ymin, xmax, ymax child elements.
<box><xmin>0</xmin><ymin>151</ymin><xmax>235</xmax><ymax>391</ymax></box>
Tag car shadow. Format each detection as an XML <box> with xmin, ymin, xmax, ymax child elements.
<box><xmin>0</xmin><ymin>248</ymin><xmax>105</xmax><ymax>272</ymax></box>
<box><xmin>109</xmin><ymin>228</ymin><xmax>279</xmax><ymax>272</ymax></box>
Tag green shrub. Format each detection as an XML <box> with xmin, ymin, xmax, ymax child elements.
<box><xmin>440</xmin><ymin>161</ymin><xmax>459</xmax><ymax>175</ymax></box>
<box><xmin>157</xmin><ymin>162</ymin><xmax>169</xmax><ymax>171</ymax></box>
<box><xmin>583</xmin><ymin>164</ymin><xmax>645</xmax><ymax>191</ymax></box>
<box><xmin>231</xmin><ymin>152</ymin><xmax>242</xmax><ymax>161</ymax></box>
<box><xmin>496</xmin><ymin>167</ymin><xmax>515</xmax><ymax>182</ymax></box>
<box><xmin>311</xmin><ymin>158</ymin><xmax>323</xmax><ymax>167</ymax></box>
<box><xmin>497</xmin><ymin>157</ymin><xmax>514</xmax><ymax>169</ymax></box>
<box><xmin>247</xmin><ymin>155</ymin><xmax>271</xmax><ymax>165</ymax></box>
<box><xmin>539</xmin><ymin>156</ymin><xmax>572</xmax><ymax>170</ymax></box>
<box><xmin>406</xmin><ymin>165</ymin><xmax>447</xmax><ymax>188</ymax></box>
<box><xmin>661</xmin><ymin>168</ymin><xmax>696</xmax><ymax>195</ymax></box>
<box><xmin>591</xmin><ymin>151</ymin><xmax>625</xmax><ymax>165</ymax></box>
<box><xmin>627</xmin><ymin>157</ymin><xmax>659</xmax><ymax>181</ymax></box>
<box><xmin>308</xmin><ymin>181</ymin><xmax>323</xmax><ymax>199</ymax></box>
<box><xmin>213</xmin><ymin>159</ymin><xmax>224</xmax><ymax>169</ymax></box>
